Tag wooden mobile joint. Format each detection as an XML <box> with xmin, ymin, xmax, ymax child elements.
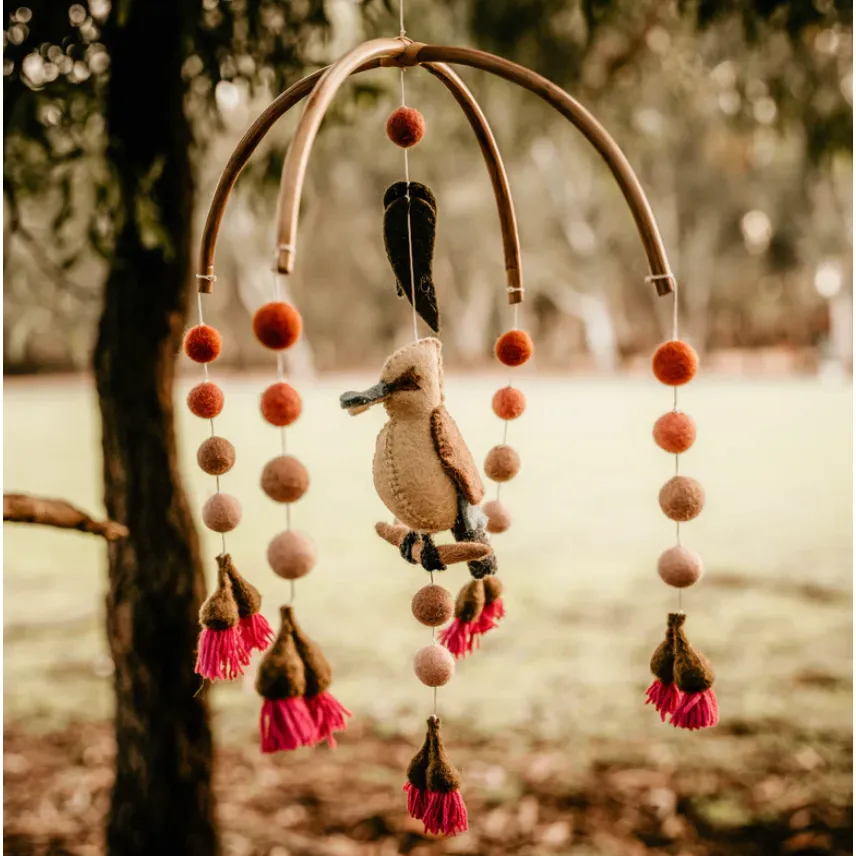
<box><xmin>197</xmin><ymin>38</ymin><xmax>676</xmax><ymax>301</ymax></box>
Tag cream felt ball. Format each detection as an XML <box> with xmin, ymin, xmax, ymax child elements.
<box><xmin>202</xmin><ymin>493</ymin><xmax>242</xmax><ymax>532</ymax></box>
<box><xmin>658</xmin><ymin>545</ymin><xmax>704</xmax><ymax>588</ymax></box>
<box><xmin>267</xmin><ymin>530</ymin><xmax>316</xmax><ymax>579</ymax></box>
<box><xmin>414</xmin><ymin>644</ymin><xmax>455</xmax><ymax>687</ymax></box>
<box><xmin>412</xmin><ymin>585</ymin><xmax>454</xmax><ymax>627</ymax></box>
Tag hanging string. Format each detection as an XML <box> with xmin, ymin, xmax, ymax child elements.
<box><xmin>400</xmin><ymin>68</ymin><xmax>419</xmax><ymax>344</ymax></box>
<box><xmin>197</xmin><ymin>291</ymin><xmax>227</xmax><ymax>555</ymax></box>
<box><xmin>672</xmin><ymin>279</ymin><xmax>682</xmax><ymax>609</ymax></box>
<box><xmin>272</xmin><ymin>273</ymin><xmax>295</xmax><ymax>551</ymax></box>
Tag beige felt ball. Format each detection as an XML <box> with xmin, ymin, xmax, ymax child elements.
<box><xmin>411</xmin><ymin>585</ymin><xmax>454</xmax><ymax>627</ymax></box>
<box><xmin>483</xmin><ymin>499</ymin><xmax>511</xmax><ymax>534</ymax></box>
<box><xmin>414</xmin><ymin>644</ymin><xmax>455</xmax><ymax>687</ymax></box>
<box><xmin>261</xmin><ymin>455</ymin><xmax>309</xmax><ymax>503</ymax></box>
<box><xmin>197</xmin><ymin>436</ymin><xmax>235</xmax><ymax>476</ymax></box>
<box><xmin>202</xmin><ymin>493</ymin><xmax>242</xmax><ymax>533</ymax></box>
<box><xmin>484</xmin><ymin>445</ymin><xmax>521</xmax><ymax>482</ymax></box>
<box><xmin>267</xmin><ymin>530</ymin><xmax>316</xmax><ymax>579</ymax></box>
<box><xmin>659</xmin><ymin>476</ymin><xmax>705</xmax><ymax>522</ymax></box>
<box><xmin>658</xmin><ymin>545</ymin><xmax>704</xmax><ymax>588</ymax></box>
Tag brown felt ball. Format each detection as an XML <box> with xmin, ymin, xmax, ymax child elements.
<box><xmin>267</xmin><ymin>530</ymin><xmax>316</xmax><ymax>579</ymax></box>
<box><xmin>653</xmin><ymin>411</ymin><xmax>697</xmax><ymax>454</ymax></box>
<box><xmin>414</xmin><ymin>644</ymin><xmax>455</xmax><ymax>687</ymax></box>
<box><xmin>484</xmin><ymin>445</ymin><xmax>521</xmax><ymax>482</ymax></box>
<box><xmin>658</xmin><ymin>545</ymin><xmax>704</xmax><ymax>588</ymax></box>
<box><xmin>659</xmin><ymin>476</ymin><xmax>705</xmax><ymax>522</ymax></box>
<box><xmin>261</xmin><ymin>455</ymin><xmax>309</xmax><ymax>503</ymax></box>
<box><xmin>183</xmin><ymin>324</ymin><xmax>221</xmax><ymax>363</ymax></box>
<box><xmin>202</xmin><ymin>493</ymin><xmax>242</xmax><ymax>532</ymax></box>
<box><xmin>197</xmin><ymin>436</ymin><xmax>235</xmax><ymax>475</ymax></box>
<box><xmin>253</xmin><ymin>302</ymin><xmax>302</xmax><ymax>350</ymax></box>
<box><xmin>260</xmin><ymin>382</ymin><xmax>302</xmax><ymax>427</ymax></box>
<box><xmin>386</xmin><ymin>106</ymin><xmax>425</xmax><ymax>148</ymax></box>
<box><xmin>495</xmin><ymin>330</ymin><xmax>533</xmax><ymax>367</ymax></box>
<box><xmin>492</xmin><ymin>386</ymin><xmax>526</xmax><ymax>420</ymax></box>
<box><xmin>483</xmin><ymin>499</ymin><xmax>511</xmax><ymax>534</ymax></box>
<box><xmin>652</xmin><ymin>340</ymin><xmax>698</xmax><ymax>386</ymax></box>
<box><xmin>187</xmin><ymin>381</ymin><xmax>224</xmax><ymax>419</ymax></box>
<box><xmin>412</xmin><ymin>585</ymin><xmax>454</xmax><ymax>627</ymax></box>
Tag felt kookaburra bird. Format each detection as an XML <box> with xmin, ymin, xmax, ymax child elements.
<box><xmin>340</xmin><ymin>338</ymin><xmax>495</xmax><ymax>577</ymax></box>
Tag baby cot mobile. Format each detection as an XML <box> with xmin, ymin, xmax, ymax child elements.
<box><xmin>182</xmin><ymin>9</ymin><xmax>716</xmax><ymax>839</ymax></box>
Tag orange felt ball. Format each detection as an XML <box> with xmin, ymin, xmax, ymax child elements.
<box><xmin>183</xmin><ymin>325</ymin><xmax>221</xmax><ymax>363</ymax></box>
<box><xmin>652</xmin><ymin>340</ymin><xmax>698</xmax><ymax>386</ymax></box>
<box><xmin>252</xmin><ymin>302</ymin><xmax>302</xmax><ymax>350</ymax></box>
<box><xmin>386</xmin><ymin>106</ymin><xmax>425</xmax><ymax>148</ymax></box>
<box><xmin>492</xmin><ymin>387</ymin><xmax>526</xmax><ymax>420</ymax></box>
<box><xmin>187</xmin><ymin>382</ymin><xmax>224</xmax><ymax>419</ymax></box>
<box><xmin>495</xmin><ymin>330</ymin><xmax>533</xmax><ymax>367</ymax></box>
<box><xmin>260</xmin><ymin>382</ymin><xmax>302</xmax><ymax>427</ymax></box>
<box><xmin>653</xmin><ymin>411</ymin><xmax>697</xmax><ymax>454</ymax></box>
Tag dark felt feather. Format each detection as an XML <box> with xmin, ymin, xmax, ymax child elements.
<box><xmin>383</xmin><ymin>181</ymin><xmax>439</xmax><ymax>333</ymax></box>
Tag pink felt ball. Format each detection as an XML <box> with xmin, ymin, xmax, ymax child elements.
<box><xmin>657</xmin><ymin>545</ymin><xmax>704</xmax><ymax>588</ymax></box>
<box><xmin>483</xmin><ymin>499</ymin><xmax>511</xmax><ymax>534</ymax></box>
<box><xmin>266</xmin><ymin>530</ymin><xmax>316</xmax><ymax>580</ymax></box>
<box><xmin>414</xmin><ymin>644</ymin><xmax>455</xmax><ymax>687</ymax></box>
<box><xmin>202</xmin><ymin>493</ymin><xmax>242</xmax><ymax>533</ymax></box>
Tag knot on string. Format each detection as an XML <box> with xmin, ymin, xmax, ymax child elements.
<box><xmin>386</xmin><ymin>41</ymin><xmax>426</xmax><ymax>68</ymax></box>
<box><xmin>645</xmin><ymin>271</ymin><xmax>676</xmax><ymax>297</ymax></box>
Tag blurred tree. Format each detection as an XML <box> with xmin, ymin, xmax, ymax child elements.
<box><xmin>3</xmin><ymin>0</ymin><xmax>339</xmax><ymax>853</ymax></box>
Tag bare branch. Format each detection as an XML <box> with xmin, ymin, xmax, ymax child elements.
<box><xmin>3</xmin><ymin>493</ymin><xmax>129</xmax><ymax>541</ymax></box>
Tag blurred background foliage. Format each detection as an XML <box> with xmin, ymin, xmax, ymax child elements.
<box><xmin>3</xmin><ymin>0</ymin><xmax>852</xmax><ymax>373</ymax></box>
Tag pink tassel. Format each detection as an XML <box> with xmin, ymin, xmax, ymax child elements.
<box><xmin>671</xmin><ymin>688</ymin><xmax>719</xmax><ymax>730</ymax></box>
<box><xmin>240</xmin><ymin>613</ymin><xmax>274</xmax><ymax>654</ymax></box>
<box><xmin>472</xmin><ymin>597</ymin><xmax>505</xmax><ymax>638</ymax></box>
<box><xmin>259</xmin><ymin>697</ymin><xmax>316</xmax><ymax>752</ymax></box>
<box><xmin>440</xmin><ymin>619</ymin><xmax>478</xmax><ymax>658</ymax></box>
<box><xmin>645</xmin><ymin>679</ymin><xmax>682</xmax><ymax>722</ymax></box>
<box><xmin>195</xmin><ymin>626</ymin><xmax>246</xmax><ymax>681</ymax></box>
<box><xmin>422</xmin><ymin>790</ymin><xmax>469</xmax><ymax>837</ymax></box>
<box><xmin>305</xmin><ymin>691</ymin><xmax>353</xmax><ymax>748</ymax></box>
<box><xmin>403</xmin><ymin>782</ymin><xmax>428</xmax><ymax>820</ymax></box>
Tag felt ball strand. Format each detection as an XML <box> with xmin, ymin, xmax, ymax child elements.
<box><xmin>645</xmin><ymin>274</ymin><xmax>718</xmax><ymax>730</ymax></box>
<box><xmin>252</xmin><ymin>276</ymin><xmax>351</xmax><ymax>753</ymax></box>
<box><xmin>187</xmin><ymin>288</ymin><xmax>272</xmax><ymax>684</ymax></box>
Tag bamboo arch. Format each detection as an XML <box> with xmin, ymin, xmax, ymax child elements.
<box><xmin>198</xmin><ymin>37</ymin><xmax>675</xmax><ymax>302</ymax></box>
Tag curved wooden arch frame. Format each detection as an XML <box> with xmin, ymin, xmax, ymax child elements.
<box><xmin>197</xmin><ymin>44</ymin><xmax>522</xmax><ymax>299</ymax></box>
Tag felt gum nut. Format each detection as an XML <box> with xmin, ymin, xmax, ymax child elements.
<box><xmin>495</xmin><ymin>330</ymin><xmax>533</xmax><ymax>367</ymax></box>
<box><xmin>483</xmin><ymin>499</ymin><xmax>511</xmax><ymax>534</ymax></box>
<box><xmin>492</xmin><ymin>386</ymin><xmax>526</xmax><ymax>420</ymax></box>
<box><xmin>267</xmin><ymin>530</ymin><xmax>316</xmax><ymax>579</ymax></box>
<box><xmin>658</xmin><ymin>545</ymin><xmax>703</xmax><ymax>588</ymax></box>
<box><xmin>187</xmin><ymin>381</ymin><xmax>224</xmax><ymax>418</ymax></box>
<box><xmin>659</xmin><ymin>476</ymin><xmax>705</xmax><ymax>522</ymax></box>
<box><xmin>654</xmin><ymin>411</ymin><xmax>696</xmax><ymax>454</ymax></box>
<box><xmin>484</xmin><ymin>444</ymin><xmax>520</xmax><ymax>482</ymax></box>
<box><xmin>412</xmin><ymin>584</ymin><xmax>454</xmax><ymax>627</ymax></box>
<box><xmin>386</xmin><ymin>106</ymin><xmax>425</xmax><ymax>147</ymax></box>
<box><xmin>261</xmin><ymin>455</ymin><xmax>309</xmax><ymax>503</ymax></box>
<box><xmin>184</xmin><ymin>324</ymin><xmax>221</xmax><ymax>363</ymax></box>
<box><xmin>414</xmin><ymin>644</ymin><xmax>455</xmax><ymax>687</ymax></box>
<box><xmin>652</xmin><ymin>340</ymin><xmax>698</xmax><ymax>386</ymax></box>
<box><xmin>253</xmin><ymin>302</ymin><xmax>302</xmax><ymax>350</ymax></box>
<box><xmin>261</xmin><ymin>381</ymin><xmax>302</xmax><ymax>427</ymax></box>
<box><xmin>197</xmin><ymin>436</ymin><xmax>235</xmax><ymax>475</ymax></box>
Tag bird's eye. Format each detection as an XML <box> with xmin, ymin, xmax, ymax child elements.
<box><xmin>394</xmin><ymin>369</ymin><xmax>421</xmax><ymax>392</ymax></box>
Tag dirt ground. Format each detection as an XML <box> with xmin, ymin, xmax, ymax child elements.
<box><xmin>3</xmin><ymin>716</ymin><xmax>852</xmax><ymax>856</ymax></box>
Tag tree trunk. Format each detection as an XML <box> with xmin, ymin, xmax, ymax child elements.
<box><xmin>94</xmin><ymin>3</ymin><xmax>218</xmax><ymax>854</ymax></box>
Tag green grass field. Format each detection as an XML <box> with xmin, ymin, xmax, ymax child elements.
<box><xmin>3</xmin><ymin>372</ymin><xmax>852</xmax><ymax>755</ymax></box>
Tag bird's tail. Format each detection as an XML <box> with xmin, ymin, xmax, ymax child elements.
<box><xmin>452</xmin><ymin>500</ymin><xmax>497</xmax><ymax>579</ymax></box>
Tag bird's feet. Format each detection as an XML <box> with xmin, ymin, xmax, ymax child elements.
<box><xmin>419</xmin><ymin>534</ymin><xmax>447</xmax><ymax>573</ymax></box>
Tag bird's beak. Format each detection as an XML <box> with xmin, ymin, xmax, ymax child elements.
<box><xmin>340</xmin><ymin>381</ymin><xmax>392</xmax><ymax>416</ymax></box>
